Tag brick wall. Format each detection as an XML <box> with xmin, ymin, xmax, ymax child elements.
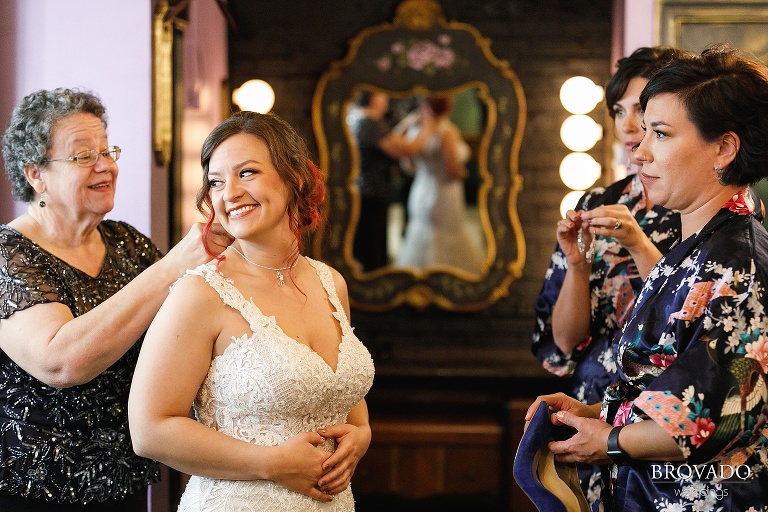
<box><xmin>227</xmin><ymin>0</ymin><xmax>613</xmax><ymax>371</ymax></box>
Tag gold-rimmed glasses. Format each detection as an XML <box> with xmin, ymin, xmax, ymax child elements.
<box><xmin>45</xmin><ymin>146</ymin><xmax>121</xmax><ymax>167</ymax></box>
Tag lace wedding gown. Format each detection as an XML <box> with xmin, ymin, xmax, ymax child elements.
<box><xmin>176</xmin><ymin>258</ymin><xmax>375</xmax><ymax>512</ymax></box>
<box><xmin>394</xmin><ymin>119</ymin><xmax>485</xmax><ymax>274</ymax></box>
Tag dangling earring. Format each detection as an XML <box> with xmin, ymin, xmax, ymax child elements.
<box><xmin>38</xmin><ymin>192</ymin><xmax>46</xmax><ymax>208</ymax></box>
<box><xmin>716</xmin><ymin>166</ymin><xmax>727</xmax><ymax>187</ymax></box>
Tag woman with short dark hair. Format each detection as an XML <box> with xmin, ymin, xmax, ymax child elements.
<box><xmin>532</xmin><ymin>46</ymin><xmax>687</xmax><ymax>507</ymax></box>
<box><xmin>529</xmin><ymin>44</ymin><xmax>768</xmax><ymax>511</ymax></box>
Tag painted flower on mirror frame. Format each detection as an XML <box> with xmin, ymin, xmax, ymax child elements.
<box><xmin>376</xmin><ymin>34</ymin><xmax>457</xmax><ymax>74</ymax></box>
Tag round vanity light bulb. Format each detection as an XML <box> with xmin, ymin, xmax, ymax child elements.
<box><xmin>560</xmin><ymin>190</ymin><xmax>586</xmax><ymax>218</ymax></box>
<box><xmin>560</xmin><ymin>76</ymin><xmax>604</xmax><ymax>114</ymax></box>
<box><xmin>559</xmin><ymin>152</ymin><xmax>601</xmax><ymax>191</ymax></box>
<box><xmin>232</xmin><ymin>79</ymin><xmax>275</xmax><ymax>113</ymax></box>
<box><xmin>560</xmin><ymin>115</ymin><xmax>603</xmax><ymax>152</ymax></box>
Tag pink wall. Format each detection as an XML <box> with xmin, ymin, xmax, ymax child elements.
<box><xmin>623</xmin><ymin>0</ymin><xmax>656</xmax><ymax>56</ymax></box>
<box><xmin>0</xmin><ymin>1</ymin><xmax>17</xmax><ymax>224</ymax></box>
<box><xmin>179</xmin><ymin>0</ymin><xmax>228</xmax><ymax>236</ymax></box>
<box><xmin>0</xmin><ymin>0</ymin><xmax>153</xmax><ymax>232</ymax></box>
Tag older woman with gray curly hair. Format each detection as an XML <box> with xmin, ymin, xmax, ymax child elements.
<box><xmin>0</xmin><ymin>87</ymin><xmax>231</xmax><ymax>511</ymax></box>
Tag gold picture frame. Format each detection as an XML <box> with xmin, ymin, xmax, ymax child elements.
<box><xmin>657</xmin><ymin>0</ymin><xmax>768</xmax><ymax>62</ymax></box>
<box><xmin>153</xmin><ymin>1</ymin><xmax>173</xmax><ymax>167</ymax></box>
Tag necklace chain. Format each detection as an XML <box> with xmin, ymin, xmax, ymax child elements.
<box><xmin>231</xmin><ymin>246</ymin><xmax>297</xmax><ymax>286</ymax></box>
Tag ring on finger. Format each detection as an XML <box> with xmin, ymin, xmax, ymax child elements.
<box><xmin>613</xmin><ymin>219</ymin><xmax>622</xmax><ymax>230</ymax></box>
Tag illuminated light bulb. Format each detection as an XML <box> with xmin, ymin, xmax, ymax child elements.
<box><xmin>232</xmin><ymin>79</ymin><xmax>275</xmax><ymax>113</ymax></box>
<box><xmin>559</xmin><ymin>152</ymin><xmax>601</xmax><ymax>190</ymax></box>
<box><xmin>560</xmin><ymin>115</ymin><xmax>603</xmax><ymax>152</ymax></box>
<box><xmin>560</xmin><ymin>76</ymin><xmax>604</xmax><ymax>114</ymax></box>
<box><xmin>560</xmin><ymin>190</ymin><xmax>586</xmax><ymax>218</ymax></box>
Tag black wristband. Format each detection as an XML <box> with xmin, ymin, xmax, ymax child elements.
<box><xmin>607</xmin><ymin>425</ymin><xmax>632</xmax><ymax>465</ymax></box>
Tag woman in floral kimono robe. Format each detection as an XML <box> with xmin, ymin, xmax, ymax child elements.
<box><xmin>526</xmin><ymin>45</ymin><xmax>768</xmax><ymax>511</ymax></box>
<box><xmin>533</xmin><ymin>46</ymin><xmax>687</xmax><ymax>405</ymax></box>
<box><xmin>532</xmin><ymin>47</ymin><xmax>685</xmax><ymax>508</ymax></box>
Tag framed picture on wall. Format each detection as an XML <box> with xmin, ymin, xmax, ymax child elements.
<box><xmin>657</xmin><ymin>0</ymin><xmax>768</xmax><ymax>62</ymax></box>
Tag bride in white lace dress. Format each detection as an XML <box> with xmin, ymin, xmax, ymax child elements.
<box><xmin>128</xmin><ymin>111</ymin><xmax>375</xmax><ymax>511</ymax></box>
<box><xmin>394</xmin><ymin>96</ymin><xmax>485</xmax><ymax>274</ymax></box>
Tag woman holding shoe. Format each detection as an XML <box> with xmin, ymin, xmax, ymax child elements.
<box><xmin>528</xmin><ymin>45</ymin><xmax>768</xmax><ymax>511</ymax></box>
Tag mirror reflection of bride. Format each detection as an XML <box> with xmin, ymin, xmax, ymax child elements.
<box><xmin>346</xmin><ymin>90</ymin><xmax>437</xmax><ymax>273</ymax></box>
<box><xmin>394</xmin><ymin>95</ymin><xmax>485</xmax><ymax>274</ymax></box>
<box><xmin>312</xmin><ymin>0</ymin><xmax>526</xmax><ymax>310</ymax></box>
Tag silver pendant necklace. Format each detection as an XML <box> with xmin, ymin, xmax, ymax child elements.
<box><xmin>231</xmin><ymin>246</ymin><xmax>297</xmax><ymax>286</ymax></box>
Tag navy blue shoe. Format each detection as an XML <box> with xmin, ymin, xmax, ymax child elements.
<box><xmin>513</xmin><ymin>401</ymin><xmax>590</xmax><ymax>512</ymax></box>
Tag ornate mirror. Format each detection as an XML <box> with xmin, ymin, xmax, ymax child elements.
<box><xmin>312</xmin><ymin>0</ymin><xmax>526</xmax><ymax>311</ymax></box>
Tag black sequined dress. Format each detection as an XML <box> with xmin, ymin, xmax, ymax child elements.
<box><xmin>0</xmin><ymin>221</ymin><xmax>161</xmax><ymax>505</ymax></box>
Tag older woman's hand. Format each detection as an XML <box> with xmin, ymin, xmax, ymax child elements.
<box><xmin>161</xmin><ymin>222</ymin><xmax>234</xmax><ymax>277</ymax></box>
<box><xmin>204</xmin><ymin>222</ymin><xmax>236</xmax><ymax>254</ymax></box>
<box><xmin>271</xmin><ymin>432</ymin><xmax>334</xmax><ymax>502</ymax></box>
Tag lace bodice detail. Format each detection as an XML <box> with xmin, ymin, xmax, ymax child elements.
<box><xmin>177</xmin><ymin>258</ymin><xmax>374</xmax><ymax>512</ymax></box>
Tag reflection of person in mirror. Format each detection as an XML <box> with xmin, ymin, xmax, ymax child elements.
<box><xmin>394</xmin><ymin>96</ymin><xmax>485</xmax><ymax>274</ymax></box>
<box><xmin>348</xmin><ymin>90</ymin><xmax>434</xmax><ymax>272</ymax></box>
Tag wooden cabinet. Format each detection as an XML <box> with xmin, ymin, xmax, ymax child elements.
<box><xmin>354</xmin><ymin>414</ymin><xmax>503</xmax><ymax>499</ymax></box>
<box><xmin>351</xmin><ymin>374</ymin><xmax>559</xmax><ymax>511</ymax></box>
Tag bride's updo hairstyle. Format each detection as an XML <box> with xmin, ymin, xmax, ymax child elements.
<box><xmin>197</xmin><ymin>111</ymin><xmax>327</xmax><ymax>261</ymax></box>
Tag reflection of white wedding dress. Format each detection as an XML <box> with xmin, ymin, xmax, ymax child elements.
<box><xmin>395</xmin><ymin>120</ymin><xmax>485</xmax><ymax>274</ymax></box>
<box><xmin>177</xmin><ymin>259</ymin><xmax>375</xmax><ymax>512</ymax></box>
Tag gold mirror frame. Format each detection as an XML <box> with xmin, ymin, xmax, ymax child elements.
<box><xmin>312</xmin><ymin>0</ymin><xmax>526</xmax><ymax>311</ymax></box>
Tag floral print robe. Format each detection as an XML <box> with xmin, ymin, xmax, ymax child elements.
<box><xmin>602</xmin><ymin>190</ymin><xmax>768</xmax><ymax>511</ymax></box>
<box><xmin>533</xmin><ymin>174</ymin><xmax>681</xmax><ymax>508</ymax></box>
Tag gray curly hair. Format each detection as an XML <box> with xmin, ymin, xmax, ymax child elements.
<box><xmin>2</xmin><ymin>87</ymin><xmax>108</xmax><ymax>202</ymax></box>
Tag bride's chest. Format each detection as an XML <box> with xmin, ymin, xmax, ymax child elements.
<box><xmin>202</xmin><ymin>329</ymin><xmax>374</xmax><ymax>416</ymax></box>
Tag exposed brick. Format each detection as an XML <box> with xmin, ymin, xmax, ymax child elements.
<box><xmin>226</xmin><ymin>0</ymin><xmax>612</xmax><ymax>371</ymax></box>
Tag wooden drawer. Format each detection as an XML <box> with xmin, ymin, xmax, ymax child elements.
<box><xmin>353</xmin><ymin>415</ymin><xmax>502</xmax><ymax>498</ymax></box>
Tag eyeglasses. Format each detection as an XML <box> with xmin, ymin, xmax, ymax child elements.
<box><xmin>44</xmin><ymin>146</ymin><xmax>121</xmax><ymax>167</ymax></box>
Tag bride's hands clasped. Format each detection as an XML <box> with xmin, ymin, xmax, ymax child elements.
<box><xmin>316</xmin><ymin>422</ymin><xmax>372</xmax><ymax>496</ymax></box>
<box><xmin>272</xmin><ymin>432</ymin><xmax>334</xmax><ymax>502</ymax></box>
